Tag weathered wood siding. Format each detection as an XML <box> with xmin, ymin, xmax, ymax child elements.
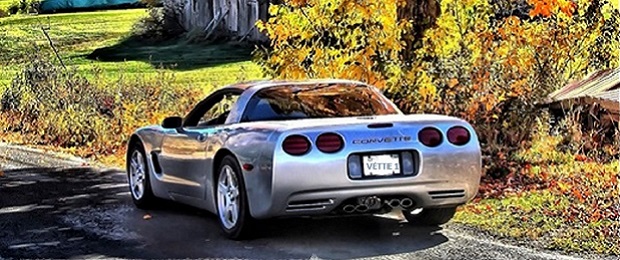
<box><xmin>169</xmin><ymin>0</ymin><xmax>268</xmax><ymax>42</ymax></box>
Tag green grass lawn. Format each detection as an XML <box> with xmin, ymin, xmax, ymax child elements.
<box><xmin>0</xmin><ymin>8</ymin><xmax>263</xmax><ymax>90</ymax></box>
<box><xmin>0</xmin><ymin>0</ymin><xmax>13</xmax><ymax>10</ymax></box>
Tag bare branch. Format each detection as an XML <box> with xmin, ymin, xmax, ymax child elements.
<box><xmin>40</xmin><ymin>25</ymin><xmax>66</xmax><ymax>70</ymax></box>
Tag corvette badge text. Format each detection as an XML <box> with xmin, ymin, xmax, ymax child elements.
<box><xmin>352</xmin><ymin>136</ymin><xmax>412</xmax><ymax>144</ymax></box>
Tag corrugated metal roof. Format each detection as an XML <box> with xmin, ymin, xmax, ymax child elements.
<box><xmin>546</xmin><ymin>68</ymin><xmax>620</xmax><ymax>104</ymax></box>
<box><xmin>592</xmin><ymin>88</ymin><xmax>620</xmax><ymax>102</ymax></box>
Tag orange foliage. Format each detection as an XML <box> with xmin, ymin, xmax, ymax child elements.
<box><xmin>528</xmin><ymin>0</ymin><xmax>576</xmax><ymax>17</ymax></box>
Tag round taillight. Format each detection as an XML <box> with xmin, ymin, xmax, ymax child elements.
<box><xmin>283</xmin><ymin>135</ymin><xmax>311</xmax><ymax>155</ymax></box>
<box><xmin>316</xmin><ymin>133</ymin><xmax>344</xmax><ymax>153</ymax></box>
<box><xmin>418</xmin><ymin>127</ymin><xmax>443</xmax><ymax>147</ymax></box>
<box><xmin>447</xmin><ymin>126</ymin><xmax>471</xmax><ymax>145</ymax></box>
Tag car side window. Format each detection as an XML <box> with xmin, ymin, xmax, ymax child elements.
<box><xmin>197</xmin><ymin>94</ymin><xmax>239</xmax><ymax>126</ymax></box>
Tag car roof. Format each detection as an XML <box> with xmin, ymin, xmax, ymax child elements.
<box><xmin>220</xmin><ymin>79</ymin><xmax>368</xmax><ymax>92</ymax></box>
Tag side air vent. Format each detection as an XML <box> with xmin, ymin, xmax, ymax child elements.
<box><xmin>150</xmin><ymin>151</ymin><xmax>163</xmax><ymax>173</ymax></box>
<box><xmin>428</xmin><ymin>189</ymin><xmax>466</xmax><ymax>199</ymax></box>
<box><xmin>286</xmin><ymin>199</ymin><xmax>334</xmax><ymax>211</ymax></box>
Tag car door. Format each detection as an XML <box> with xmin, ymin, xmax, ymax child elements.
<box><xmin>158</xmin><ymin>90</ymin><xmax>241</xmax><ymax>200</ymax></box>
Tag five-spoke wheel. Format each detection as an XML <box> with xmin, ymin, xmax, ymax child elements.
<box><xmin>217</xmin><ymin>165</ymin><xmax>241</xmax><ymax>229</ymax></box>
<box><xmin>127</xmin><ymin>141</ymin><xmax>156</xmax><ymax>208</ymax></box>
<box><xmin>216</xmin><ymin>155</ymin><xmax>254</xmax><ymax>239</ymax></box>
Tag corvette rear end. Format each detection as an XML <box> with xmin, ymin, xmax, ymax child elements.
<box><xmin>126</xmin><ymin>79</ymin><xmax>482</xmax><ymax>239</ymax></box>
<box><xmin>243</xmin><ymin>114</ymin><xmax>481</xmax><ymax>219</ymax></box>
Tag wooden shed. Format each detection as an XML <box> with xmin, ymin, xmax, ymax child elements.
<box><xmin>542</xmin><ymin>68</ymin><xmax>620</xmax><ymax>132</ymax></box>
<box><xmin>167</xmin><ymin>0</ymin><xmax>270</xmax><ymax>42</ymax></box>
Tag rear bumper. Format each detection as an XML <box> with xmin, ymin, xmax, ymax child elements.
<box><xmin>245</xmin><ymin>151</ymin><xmax>481</xmax><ymax>219</ymax></box>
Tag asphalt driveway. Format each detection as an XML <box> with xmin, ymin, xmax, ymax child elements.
<box><xmin>0</xmin><ymin>143</ymin><xmax>608</xmax><ymax>260</ymax></box>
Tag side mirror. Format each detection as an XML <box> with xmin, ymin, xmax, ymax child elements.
<box><xmin>162</xmin><ymin>116</ymin><xmax>183</xmax><ymax>129</ymax></box>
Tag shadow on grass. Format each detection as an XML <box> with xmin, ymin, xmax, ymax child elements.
<box><xmin>38</xmin><ymin>3</ymin><xmax>147</xmax><ymax>15</ymax></box>
<box><xmin>86</xmin><ymin>36</ymin><xmax>255</xmax><ymax>71</ymax></box>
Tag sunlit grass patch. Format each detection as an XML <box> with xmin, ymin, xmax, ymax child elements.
<box><xmin>0</xmin><ymin>0</ymin><xmax>14</xmax><ymax>10</ymax></box>
<box><xmin>0</xmin><ymin>8</ymin><xmax>264</xmax><ymax>162</ymax></box>
<box><xmin>0</xmin><ymin>8</ymin><xmax>263</xmax><ymax>87</ymax></box>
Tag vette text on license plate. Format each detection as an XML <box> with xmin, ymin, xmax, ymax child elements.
<box><xmin>362</xmin><ymin>154</ymin><xmax>400</xmax><ymax>176</ymax></box>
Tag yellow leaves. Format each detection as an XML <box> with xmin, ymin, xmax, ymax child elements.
<box><xmin>418</xmin><ymin>84</ymin><xmax>437</xmax><ymax>102</ymax></box>
<box><xmin>258</xmin><ymin>0</ymin><xmax>408</xmax><ymax>85</ymax></box>
<box><xmin>296</xmin><ymin>47</ymin><xmax>311</xmax><ymax>62</ymax></box>
<box><xmin>557</xmin><ymin>181</ymin><xmax>570</xmax><ymax>193</ymax></box>
<box><xmin>300</xmin><ymin>30</ymin><xmax>313</xmax><ymax>41</ymax></box>
<box><xmin>341</xmin><ymin>65</ymin><xmax>365</xmax><ymax>81</ymax></box>
<box><xmin>415</xmin><ymin>71</ymin><xmax>437</xmax><ymax>100</ymax></box>
<box><xmin>558</xmin><ymin>0</ymin><xmax>577</xmax><ymax>16</ymax></box>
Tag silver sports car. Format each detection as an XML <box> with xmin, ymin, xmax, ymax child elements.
<box><xmin>126</xmin><ymin>79</ymin><xmax>482</xmax><ymax>239</ymax></box>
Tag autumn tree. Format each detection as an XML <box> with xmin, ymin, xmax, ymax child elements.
<box><xmin>256</xmin><ymin>0</ymin><xmax>620</xmax><ymax>174</ymax></box>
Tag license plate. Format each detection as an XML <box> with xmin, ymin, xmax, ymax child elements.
<box><xmin>362</xmin><ymin>154</ymin><xmax>400</xmax><ymax>176</ymax></box>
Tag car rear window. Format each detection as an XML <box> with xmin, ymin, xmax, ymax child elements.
<box><xmin>241</xmin><ymin>83</ymin><xmax>400</xmax><ymax>122</ymax></box>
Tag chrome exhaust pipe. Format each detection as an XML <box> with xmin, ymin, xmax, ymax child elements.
<box><xmin>343</xmin><ymin>204</ymin><xmax>356</xmax><ymax>213</ymax></box>
<box><xmin>362</xmin><ymin>196</ymin><xmax>381</xmax><ymax>209</ymax></box>
<box><xmin>400</xmin><ymin>198</ymin><xmax>414</xmax><ymax>208</ymax></box>
<box><xmin>356</xmin><ymin>205</ymin><xmax>369</xmax><ymax>213</ymax></box>
<box><xmin>388</xmin><ymin>199</ymin><xmax>401</xmax><ymax>208</ymax></box>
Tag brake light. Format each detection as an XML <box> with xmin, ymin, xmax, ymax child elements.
<box><xmin>316</xmin><ymin>133</ymin><xmax>344</xmax><ymax>153</ymax></box>
<box><xmin>418</xmin><ymin>127</ymin><xmax>442</xmax><ymax>147</ymax></box>
<box><xmin>447</xmin><ymin>126</ymin><xmax>470</xmax><ymax>145</ymax></box>
<box><xmin>283</xmin><ymin>135</ymin><xmax>311</xmax><ymax>155</ymax></box>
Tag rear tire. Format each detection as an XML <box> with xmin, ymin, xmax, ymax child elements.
<box><xmin>403</xmin><ymin>207</ymin><xmax>457</xmax><ymax>226</ymax></box>
<box><xmin>215</xmin><ymin>155</ymin><xmax>255</xmax><ymax>240</ymax></box>
<box><xmin>127</xmin><ymin>141</ymin><xmax>157</xmax><ymax>209</ymax></box>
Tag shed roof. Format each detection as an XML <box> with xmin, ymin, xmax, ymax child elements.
<box><xmin>544</xmin><ymin>68</ymin><xmax>620</xmax><ymax>113</ymax></box>
<box><xmin>546</xmin><ymin>68</ymin><xmax>620</xmax><ymax>103</ymax></box>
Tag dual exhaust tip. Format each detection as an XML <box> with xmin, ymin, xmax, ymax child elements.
<box><xmin>342</xmin><ymin>197</ymin><xmax>414</xmax><ymax>213</ymax></box>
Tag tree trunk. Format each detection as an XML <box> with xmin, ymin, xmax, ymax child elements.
<box><xmin>397</xmin><ymin>0</ymin><xmax>441</xmax><ymax>64</ymax></box>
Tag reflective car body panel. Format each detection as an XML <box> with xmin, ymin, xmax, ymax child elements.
<box><xmin>129</xmin><ymin>79</ymin><xmax>482</xmax><ymax>218</ymax></box>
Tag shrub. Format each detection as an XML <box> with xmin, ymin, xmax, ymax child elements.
<box><xmin>140</xmin><ymin>0</ymin><xmax>162</xmax><ymax>8</ymax></box>
<box><xmin>550</xmin><ymin>110</ymin><xmax>620</xmax><ymax>163</ymax></box>
<box><xmin>132</xmin><ymin>2</ymin><xmax>185</xmax><ymax>41</ymax></box>
<box><xmin>0</xmin><ymin>54</ymin><xmax>201</xmax><ymax>155</ymax></box>
<box><xmin>5</xmin><ymin>0</ymin><xmax>39</xmax><ymax>15</ymax></box>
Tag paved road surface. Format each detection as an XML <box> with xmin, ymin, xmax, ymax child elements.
<box><xmin>0</xmin><ymin>143</ymin><xmax>609</xmax><ymax>260</ymax></box>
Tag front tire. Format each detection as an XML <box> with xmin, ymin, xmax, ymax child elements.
<box><xmin>216</xmin><ymin>155</ymin><xmax>254</xmax><ymax>240</ymax></box>
<box><xmin>127</xmin><ymin>142</ymin><xmax>157</xmax><ymax>209</ymax></box>
<box><xmin>403</xmin><ymin>207</ymin><xmax>457</xmax><ymax>226</ymax></box>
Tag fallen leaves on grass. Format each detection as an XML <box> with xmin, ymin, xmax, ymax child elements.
<box><xmin>477</xmin><ymin>170</ymin><xmax>549</xmax><ymax>199</ymax></box>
